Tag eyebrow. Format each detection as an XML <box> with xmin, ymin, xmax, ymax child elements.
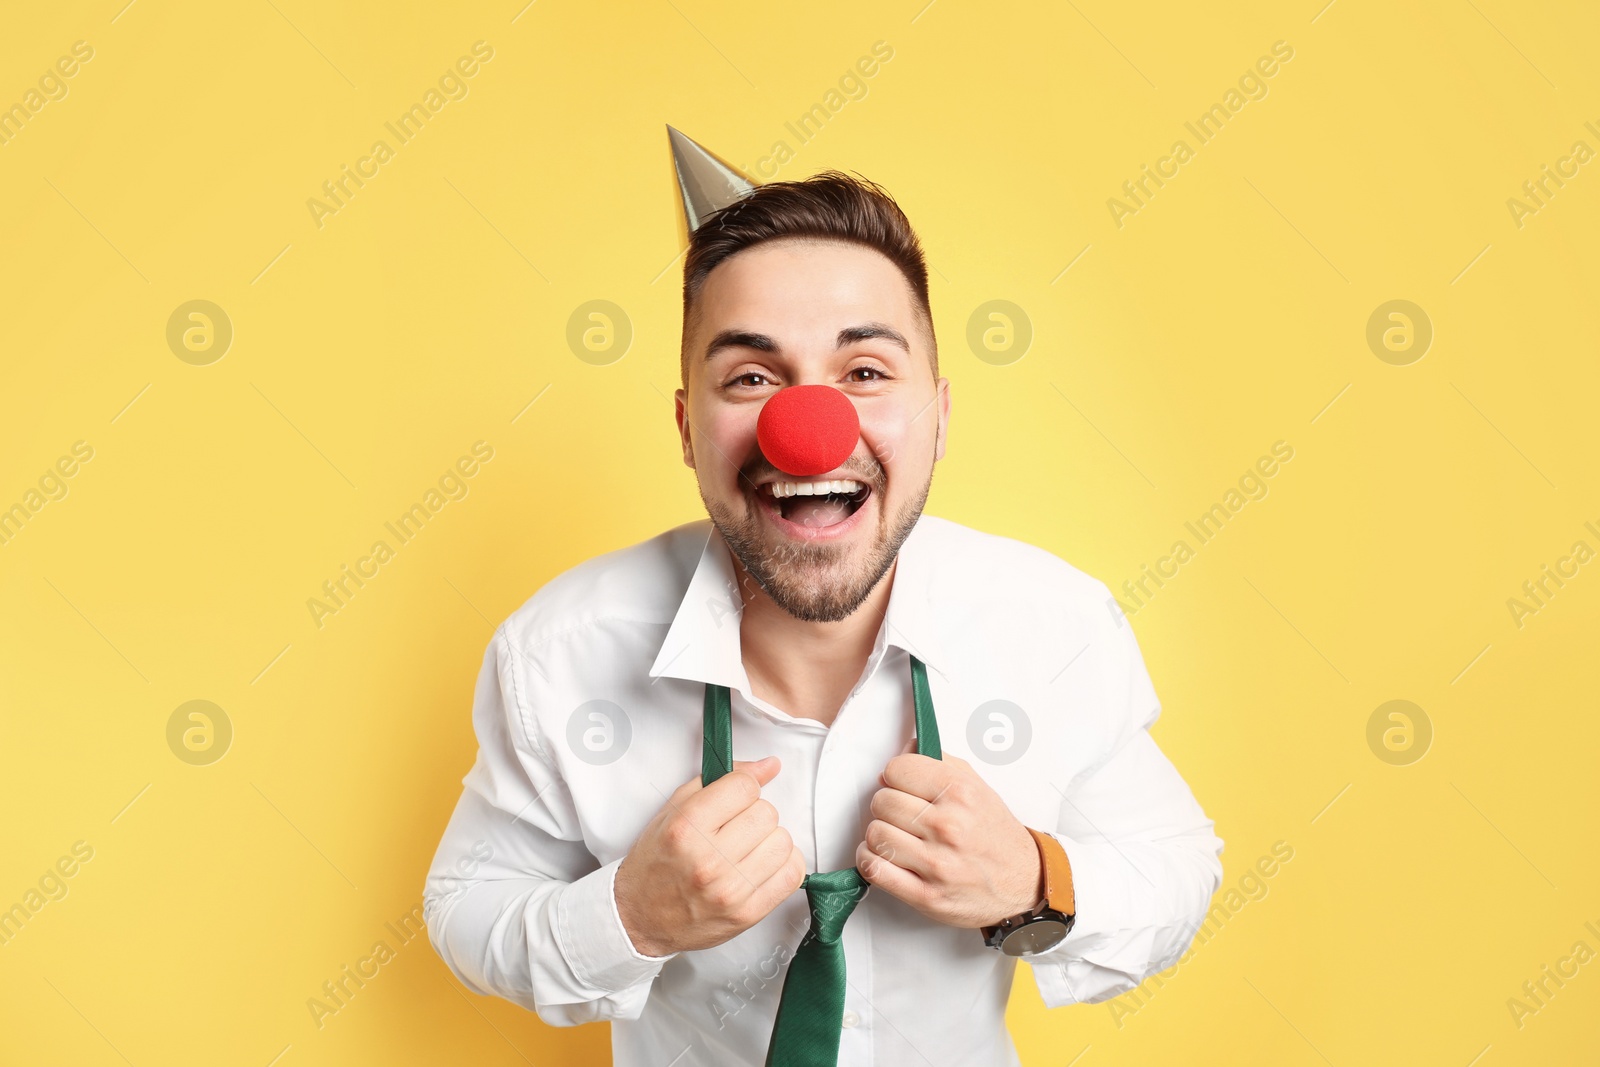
<box><xmin>704</xmin><ymin>322</ymin><xmax>911</xmax><ymax>362</ymax></box>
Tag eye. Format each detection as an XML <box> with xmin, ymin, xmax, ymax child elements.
<box><xmin>847</xmin><ymin>366</ymin><xmax>890</xmax><ymax>383</ymax></box>
<box><xmin>725</xmin><ymin>371</ymin><xmax>775</xmax><ymax>390</ymax></box>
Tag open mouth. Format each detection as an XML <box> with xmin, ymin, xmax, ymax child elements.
<box><xmin>755</xmin><ymin>478</ymin><xmax>872</xmax><ymax>531</ymax></box>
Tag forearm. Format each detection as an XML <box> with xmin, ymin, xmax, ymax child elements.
<box><xmin>1024</xmin><ymin>719</ymin><xmax>1224</xmax><ymax>1006</ymax></box>
<box><xmin>424</xmin><ymin>852</ymin><xmax>674</xmax><ymax>1026</ymax></box>
<box><xmin>1026</xmin><ymin>830</ymin><xmax>1222</xmax><ymax>1004</ymax></box>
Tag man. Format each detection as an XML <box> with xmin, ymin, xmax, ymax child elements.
<box><xmin>423</xmin><ymin>130</ymin><xmax>1223</xmax><ymax>1066</ymax></box>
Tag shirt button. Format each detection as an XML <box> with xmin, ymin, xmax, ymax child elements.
<box><xmin>841</xmin><ymin>1010</ymin><xmax>859</xmax><ymax>1029</ymax></box>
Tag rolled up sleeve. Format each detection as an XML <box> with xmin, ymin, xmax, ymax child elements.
<box><xmin>422</xmin><ymin>626</ymin><xmax>676</xmax><ymax>1027</ymax></box>
<box><xmin>1025</xmin><ymin>594</ymin><xmax>1224</xmax><ymax>1007</ymax></box>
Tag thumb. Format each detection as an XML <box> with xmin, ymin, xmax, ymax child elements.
<box><xmin>877</xmin><ymin>735</ymin><xmax>916</xmax><ymax>787</ymax></box>
<box><xmin>731</xmin><ymin>755</ymin><xmax>781</xmax><ymax>787</ymax></box>
<box><xmin>677</xmin><ymin>756</ymin><xmax>781</xmax><ymax>799</ymax></box>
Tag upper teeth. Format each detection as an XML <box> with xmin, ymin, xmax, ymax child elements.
<box><xmin>765</xmin><ymin>479</ymin><xmax>865</xmax><ymax>499</ymax></box>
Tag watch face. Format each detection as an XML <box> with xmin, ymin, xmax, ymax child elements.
<box><xmin>999</xmin><ymin>918</ymin><xmax>1071</xmax><ymax>957</ymax></box>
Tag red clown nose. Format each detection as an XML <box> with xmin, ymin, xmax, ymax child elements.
<box><xmin>756</xmin><ymin>385</ymin><xmax>860</xmax><ymax>477</ymax></box>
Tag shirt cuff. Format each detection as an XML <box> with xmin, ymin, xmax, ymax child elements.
<box><xmin>1022</xmin><ymin>831</ymin><xmax>1140</xmax><ymax>1006</ymax></box>
<box><xmin>553</xmin><ymin>856</ymin><xmax>679</xmax><ymax>994</ymax></box>
<box><xmin>1027</xmin><ymin>831</ymin><xmax>1129</xmax><ymax>961</ymax></box>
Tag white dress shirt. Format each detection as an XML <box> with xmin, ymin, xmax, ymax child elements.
<box><xmin>423</xmin><ymin>513</ymin><xmax>1224</xmax><ymax>1066</ymax></box>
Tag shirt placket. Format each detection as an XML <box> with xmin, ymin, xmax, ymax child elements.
<box><xmin>816</xmin><ymin>643</ymin><xmax>893</xmax><ymax>1064</ymax></box>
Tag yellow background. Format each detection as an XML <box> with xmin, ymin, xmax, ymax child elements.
<box><xmin>2</xmin><ymin>0</ymin><xmax>1597</xmax><ymax>1063</ymax></box>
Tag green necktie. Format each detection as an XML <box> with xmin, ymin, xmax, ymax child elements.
<box><xmin>702</xmin><ymin>654</ymin><xmax>943</xmax><ymax>1067</ymax></box>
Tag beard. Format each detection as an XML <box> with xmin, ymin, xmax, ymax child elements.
<box><xmin>703</xmin><ymin>464</ymin><xmax>931</xmax><ymax>624</ymax></box>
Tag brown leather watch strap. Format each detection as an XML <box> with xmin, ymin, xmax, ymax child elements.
<box><xmin>1030</xmin><ymin>827</ymin><xmax>1074</xmax><ymax>916</ymax></box>
<box><xmin>982</xmin><ymin>827</ymin><xmax>1075</xmax><ymax>939</ymax></box>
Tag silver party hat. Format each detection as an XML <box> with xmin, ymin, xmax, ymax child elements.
<box><xmin>668</xmin><ymin>125</ymin><xmax>758</xmax><ymax>233</ymax></box>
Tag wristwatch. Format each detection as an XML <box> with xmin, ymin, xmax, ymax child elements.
<box><xmin>981</xmin><ymin>827</ymin><xmax>1075</xmax><ymax>957</ymax></box>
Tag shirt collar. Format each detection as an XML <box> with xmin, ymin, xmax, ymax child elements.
<box><xmin>647</xmin><ymin>517</ymin><xmax>947</xmax><ymax>689</ymax></box>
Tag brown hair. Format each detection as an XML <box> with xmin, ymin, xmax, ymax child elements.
<box><xmin>680</xmin><ymin>170</ymin><xmax>937</xmax><ymax>386</ymax></box>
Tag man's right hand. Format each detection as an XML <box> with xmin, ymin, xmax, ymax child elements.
<box><xmin>615</xmin><ymin>756</ymin><xmax>806</xmax><ymax>957</ymax></box>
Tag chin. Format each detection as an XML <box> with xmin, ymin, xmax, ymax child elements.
<box><xmin>703</xmin><ymin>476</ymin><xmax>930</xmax><ymax>624</ymax></box>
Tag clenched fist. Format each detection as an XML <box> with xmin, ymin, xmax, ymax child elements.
<box><xmin>615</xmin><ymin>756</ymin><xmax>807</xmax><ymax>957</ymax></box>
<box><xmin>855</xmin><ymin>749</ymin><xmax>1048</xmax><ymax>930</ymax></box>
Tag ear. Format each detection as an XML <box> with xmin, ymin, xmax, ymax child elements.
<box><xmin>674</xmin><ymin>388</ymin><xmax>696</xmax><ymax>469</ymax></box>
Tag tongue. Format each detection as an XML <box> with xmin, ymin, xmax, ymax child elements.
<box><xmin>785</xmin><ymin>495</ymin><xmax>854</xmax><ymax>528</ymax></box>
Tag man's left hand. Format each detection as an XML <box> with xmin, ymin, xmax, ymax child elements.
<box><xmin>855</xmin><ymin>746</ymin><xmax>1043</xmax><ymax>929</ymax></box>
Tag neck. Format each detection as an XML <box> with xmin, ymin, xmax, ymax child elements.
<box><xmin>732</xmin><ymin>548</ymin><xmax>897</xmax><ymax>726</ymax></box>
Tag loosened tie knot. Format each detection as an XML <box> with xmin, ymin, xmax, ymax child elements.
<box><xmin>802</xmin><ymin>868</ymin><xmax>870</xmax><ymax>946</ymax></box>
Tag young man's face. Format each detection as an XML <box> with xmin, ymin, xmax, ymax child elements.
<box><xmin>675</xmin><ymin>237</ymin><xmax>950</xmax><ymax>623</ymax></box>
